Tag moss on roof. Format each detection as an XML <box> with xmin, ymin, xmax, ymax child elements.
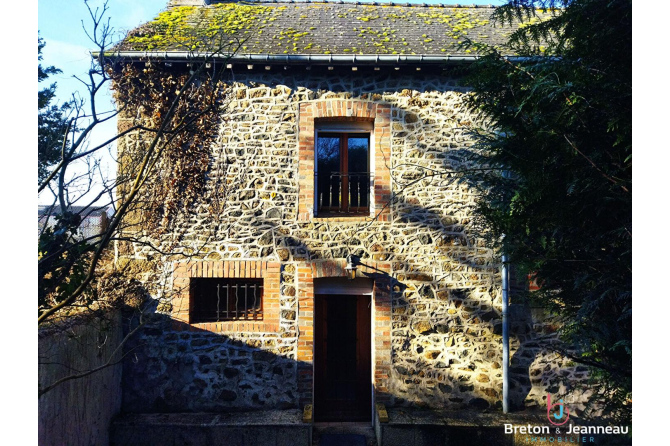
<box><xmin>121</xmin><ymin>2</ymin><xmax>547</xmax><ymax>56</ymax></box>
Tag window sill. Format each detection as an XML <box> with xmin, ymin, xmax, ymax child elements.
<box><xmin>189</xmin><ymin>321</ymin><xmax>279</xmax><ymax>333</ymax></box>
<box><xmin>312</xmin><ymin>215</ymin><xmax>375</xmax><ymax>222</ymax></box>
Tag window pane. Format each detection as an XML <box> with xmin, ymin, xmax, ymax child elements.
<box><xmin>348</xmin><ymin>136</ymin><xmax>369</xmax><ymax>208</ymax></box>
<box><xmin>317</xmin><ymin>135</ymin><xmax>341</xmax><ymax>209</ymax></box>
<box><xmin>190</xmin><ymin>279</ymin><xmax>221</xmax><ymax>322</ymax></box>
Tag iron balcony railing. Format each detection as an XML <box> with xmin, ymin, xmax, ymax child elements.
<box><xmin>317</xmin><ymin>172</ymin><xmax>371</xmax><ymax>215</ymax></box>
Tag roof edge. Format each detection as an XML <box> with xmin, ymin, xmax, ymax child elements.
<box><xmin>98</xmin><ymin>51</ymin><xmax>491</xmax><ymax>65</ymax></box>
<box><xmin>171</xmin><ymin>0</ymin><xmax>499</xmax><ymax>9</ymax></box>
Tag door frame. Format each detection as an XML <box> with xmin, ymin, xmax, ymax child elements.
<box><xmin>312</xmin><ymin>278</ymin><xmax>374</xmax><ymax>422</ymax></box>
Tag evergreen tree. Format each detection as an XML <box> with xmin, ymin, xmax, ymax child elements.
<box><xmin>38</xmin><ymin>36</ymin><xmax>71</xmax><ymax>184</ymax></box>
<box><xmin>465</xmin><ymin>0</ymin><xmax>631</xmax><ymax>420</ymax></box>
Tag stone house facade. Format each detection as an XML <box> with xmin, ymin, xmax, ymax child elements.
<box><xmin>113</xmin><ymin>0</ymin><xmax>588</xmax><ymax>422</ymax></box>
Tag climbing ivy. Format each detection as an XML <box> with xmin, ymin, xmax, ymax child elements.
<box><xmin>112</xmin><ymin>62</ymin><xmax>230</xmax><ymax>233</ymax></box>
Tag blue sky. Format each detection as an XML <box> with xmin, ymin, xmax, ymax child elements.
<box><xmin>38</xmin><ymin>0</ymin><xmax>169</xmax><ymax>110</ymax></box>
<box><xmin>37</xmin><ymin>0</ymin><xmax>170</xmax><ymax>205</ymax></box>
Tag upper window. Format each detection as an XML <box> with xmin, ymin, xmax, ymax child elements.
<box><xmin>297</xmin><ymin>101</ymin><xmax>391</xmax><ymax>222</ymax></box>
<box><xmin>190</xmin><ymin>278</ymin><xmax>263</xmax><ymax>323</ymax></box>
<box><xmin>316</xmin><ymin>122</ymin><xmax>372</xmax><ymax>216</ymax></box>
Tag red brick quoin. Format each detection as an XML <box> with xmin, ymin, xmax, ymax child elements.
<box><xmin>297</xmin><ymin>100</ymin><xmax>392</xmax><ymax>222</ymax></box>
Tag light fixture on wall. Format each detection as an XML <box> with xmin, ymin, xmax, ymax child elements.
<box><xmin>345</xmin><ymin>254</ymin><xmax>357</xmax><ymax>280</ymax></box>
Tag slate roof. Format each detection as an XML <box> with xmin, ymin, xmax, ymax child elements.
<box><xmin>117</xmin><ymin>1</ymin><xmax>550</xmax><ymax>58</ymax></box>
<box><xmin>38</xmin><ymin>205</ymin><xmax>109</xmax><ymax>218</ymax></box>
<box><xmin>38</xmin><ymin>205</ymin><xmax>110</xmax><ymax>240</ymax></box>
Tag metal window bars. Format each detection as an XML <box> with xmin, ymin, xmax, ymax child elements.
<box><xmin>192</xmin><ymin>279</ymin><xmax>263</xmax><ymax>322</ymax></box>
<box><xmin>219</xmin><ymin>281</ymin><xmax>262</xmax><ymax>321</ymax></box>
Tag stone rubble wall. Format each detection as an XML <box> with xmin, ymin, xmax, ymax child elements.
<box><xmin>122</xmin><ymin>261</ymin><xmax>300</xmax><ymax>412</ymax></box>
<box><xmin>117</xmin><ymin>70</ymin><xmax>590</xmax><ymax>413</ymax></box>
<box><xmin>122</xmin><ymin>320</ymin><xmax>300</xmax><ymax>412</ymax></box>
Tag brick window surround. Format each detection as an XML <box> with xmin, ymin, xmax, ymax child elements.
<box><xmin>172</xmin><ymin>260</ymin><xmax>280</xmax><ymax>332</ymax></box>
<box><xmin>298</xmin><ymin>100</ymin><xmax>392</xmax><ymax>221</ymax></box>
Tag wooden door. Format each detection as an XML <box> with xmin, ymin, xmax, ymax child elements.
<box><xmin>314</xmin><ymin>294</ymin><xmax>371</xmax><ymax>421</ymax></box>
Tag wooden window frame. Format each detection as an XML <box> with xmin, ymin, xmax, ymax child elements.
<box><xmin>298</xmin><ymin>100</ymin><xmax>392</xmax><ymax>222</ymax></box>
<box><xmin>316</xmin><ymin>131</ymin><xmax>371</xmax><ymax>216</ymax></box>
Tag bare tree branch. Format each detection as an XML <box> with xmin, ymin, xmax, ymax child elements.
<box><xmin>39</xmin><ymin>313</ymin><xmax>145</xmax><ymax>398</ymax></box>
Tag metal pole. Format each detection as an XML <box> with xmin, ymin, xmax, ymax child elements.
<box><xmin>502</xmin><ymin>253</ymin><xmax>510</xmax><ymax>414</ymax></box>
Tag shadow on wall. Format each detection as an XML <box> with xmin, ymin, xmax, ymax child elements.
<box><xmin>373</xmin><ymin>106</ymin><xmax>588</xmax><ymax>414</ymax></box>
<box><xmin>121</xmin><ymin>217</ymin><xmax>574</xmax><ymax>418</ymax></box>
<box><xmin>121</xmin><ymin>76</ymin><xmax>588</xmax><ymax>415</ymax></box>
<box><xmin>122</xmin><ymin>309</ymin><xmax>301</xmax><ymax>413</ymax></box>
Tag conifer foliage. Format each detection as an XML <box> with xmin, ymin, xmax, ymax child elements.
<box><xmin>38</xmin><ymin>37</ymin><xmax>72</xmax><ymax>184</ymax></box>
<box><xmin>465</xmin><ymin>0</ymin><xmax>631</xmax><ymax>420</ymax></box>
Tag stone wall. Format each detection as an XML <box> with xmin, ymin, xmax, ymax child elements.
<box><xmin>117</xmin><ymin>68</ymin><xmax>590</xmax><ymax>414</ymax></box>
<box><xmin>122</xmin><ymin>317</ymin><xmax>301</xmax><ymax>412</ymax></box>
<box><xmin>123</xmin><ymin>261</ymin><xmax>300</xmax><ymax>412</ymax></box>
<box><xmin>39</xmin><ymin>313</ymin><xmax>123</xmax><ymax>446</ymax></box>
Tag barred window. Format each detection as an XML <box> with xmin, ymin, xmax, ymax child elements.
<box><xmin>190</xmin><ymin>278</ymin><xmax>263</xmax><ymax>323</ymax></box>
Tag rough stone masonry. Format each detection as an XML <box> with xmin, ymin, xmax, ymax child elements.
<box><xmin>117</xmin><ymin>68</ymin><xmax>591</xmax><ymax>415</ymax></box>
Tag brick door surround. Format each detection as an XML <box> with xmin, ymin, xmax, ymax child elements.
<box><xmin>296</xmin><ymin>259</ymin><xmax>392</xmax><ymax>409</ymax></box>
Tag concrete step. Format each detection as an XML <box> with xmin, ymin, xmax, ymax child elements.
<box><xmin>111</xmin><ymin>410</ymin><xmax>311</xmax><ymax>446</ymax></box>
<box><xmin>313</xmin><ymin>422</ymin><xmax>376</xmax><ymax>446</ymax></box>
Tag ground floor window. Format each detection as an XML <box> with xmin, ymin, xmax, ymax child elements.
<box><xmin>190</xmin><ymin>278</ymin><xmax>263</xmax><ymax>322</ymax></box>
